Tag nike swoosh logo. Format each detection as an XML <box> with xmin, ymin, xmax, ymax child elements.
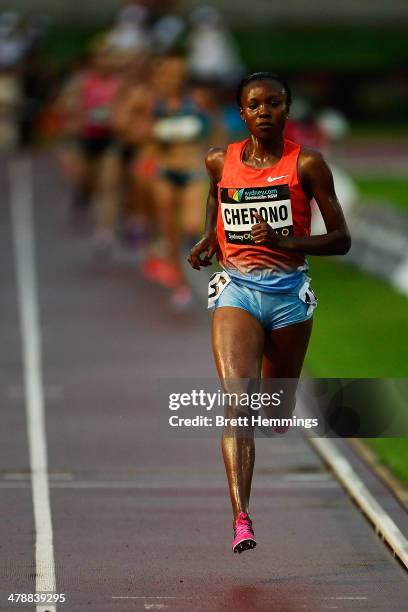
<box><xmin>267</xmin><ymin>174</ymin><xmax>289</xmax><ymax>183</ymax></box>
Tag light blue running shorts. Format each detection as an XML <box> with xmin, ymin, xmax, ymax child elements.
<box><xmin>208</xmin><ymin>271</ymin><xmax>317</xmax><ymax>331</ymax></box>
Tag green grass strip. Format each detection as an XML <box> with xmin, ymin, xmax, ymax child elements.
<box><xmin>306</xmin><ymin>259</ymin><xmax>408</xmax><ymax>482</ymax></box>
<box><xmin>305</xmin><ymin>257</ymin><xmax>408</xmax><ymax>377</ymax></box>
<box><xmin>353</xmin><ymin>177</ymin><xmax>408</xmax><ymax>213</ymax></box>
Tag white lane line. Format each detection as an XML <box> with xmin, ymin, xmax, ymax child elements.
<box><xmin>309</xmin><ymin>437</ymin><xmax>408</xmax><ymax>570</ymax></box>
<box><xmin>9</xmin><ymin>158</ymin><xmax>57</xmax><ymax>612</ymax></box>
<box><xmin>322</xmin><ymin>597</ymin><xmax>368</xmax><ymax>600</ymax></box>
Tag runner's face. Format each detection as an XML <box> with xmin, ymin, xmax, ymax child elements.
<box><xmin>240</xmin><ymin>80</ymin><xmax>288</xmax><ymax>138</ymax></box>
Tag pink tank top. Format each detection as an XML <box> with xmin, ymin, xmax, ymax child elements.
<box><xmin>82</xmin><ymin>71</ymin><xmax>121</xmax><ymax>138</ymax></box>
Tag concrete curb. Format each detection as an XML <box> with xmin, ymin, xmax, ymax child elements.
<box><xmin>308</xmin><ymin>436</ymin><xmax>408</xmax><ymax>570</ymax></box>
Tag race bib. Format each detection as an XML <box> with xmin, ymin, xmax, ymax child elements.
<box><xmin>208</xmin><ymin>270</ymin><xmax>231</xmax><ymax>308</ymax></box>
<box><xmin>220</xmin><ymin>185</ymin><xmax>293</xmax><ymax>245</ymax></box>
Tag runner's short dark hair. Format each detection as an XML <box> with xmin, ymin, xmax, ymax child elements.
<box><xmin>237</xmin><ymin>72</ymin><xmax>292</xmax><ymax>111</ymax></box>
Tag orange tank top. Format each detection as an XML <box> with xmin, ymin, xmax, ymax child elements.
<box><xmin>216</xmin><ymin>138</ymin><xmax>311</xmax><ymax>291</ymax></box>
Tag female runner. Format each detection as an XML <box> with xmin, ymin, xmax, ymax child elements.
<box><xmin>188</xmin><ymin>72</ymin><xmax>351</xmax><ymax>554</ymax></box>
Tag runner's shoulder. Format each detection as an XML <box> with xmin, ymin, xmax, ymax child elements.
<box><xmin>205</xmin><ymin>147</ymin><xmax>226</xmax><ymax>180</ymax></box>
<box><xmin>298</xmin><ymin>146</ymin><xmax>325</xmax><ymax>168</ymax></box>
<box><xmin>206</xmin><ymin>147</ymin><xmax>226</xmax><ymax>165</ymax></box>
<box><xmin>297</xmin><ymin>146</ymin><xmax>336</xmax><ymax>200</ymax></box>
<box><xmin>298</xmin><ymin>145</ymin><xmax>332</xmax><ymax>180</ymax></box>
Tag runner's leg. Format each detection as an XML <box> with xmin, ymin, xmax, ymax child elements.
<box><xmin>262</xmin><ymin>319</ymin><xmax>313</xmax><ymax>427</ymax></box>
<box><xmin>212</xmin><ymin>307</ymin><xmax>264</xmax><ymax>519</ymax></box>
<box><xmin>151</xmin><ymin>178</ymin><xmax>185</xmax><ymax>287</ymax></box>
<box><xmin>94</xmin><ymin>149</ymin><xmax>121</xmax><ymax>232</ymax></box>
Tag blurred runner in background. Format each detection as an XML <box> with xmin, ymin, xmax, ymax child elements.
<box><xmin>112</xmin><ymin>52</ymin><xmax>153</xmax><ymax>253</ymax></box>
<box><xmin>115</xmin><ymin>48</ymin><xmax>219</xmax><ymax>308</ymax></box>
<box><xmin>57</xmin><ymin>40</ymin><xmax>125</xmax><ymax>257</ymax></box>
<box><xmin>146</xmin><ymin>51</ymin><xmax>218</xmax><ymax>309</ymax></box>
<box><xmin>106</xmin><ymin>4</ymin><xmax>153</xmax><ymax>250</ymax></box>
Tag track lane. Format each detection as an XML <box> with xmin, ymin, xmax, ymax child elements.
<box><xmin>2</xmin><ymin>152</ymin><xmax>408</xmax><ymax>611</ymax></box>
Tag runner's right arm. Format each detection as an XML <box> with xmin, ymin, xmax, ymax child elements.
<box><xmin>188</xmin><ymin>147</ymin><xmax>225</xmax><ymax>270</ymax></box>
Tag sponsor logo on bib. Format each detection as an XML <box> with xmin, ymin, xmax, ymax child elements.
<box><xmin>228</xmin><ymin>188</ymin><xmax>245</xmax><ymax>202</ymax></box>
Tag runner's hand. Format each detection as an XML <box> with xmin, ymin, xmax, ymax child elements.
<box><xmin>188</xmin><ymin>232</ymin><xmax>218</xmax><ymax>270</ymax></box>
<box><xmin>251</xmin><ymin>213</ymin><xmax>280</xmax><ymax>247</ymax></box>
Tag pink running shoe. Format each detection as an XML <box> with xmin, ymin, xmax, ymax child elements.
<box><xmin>232</xmin><ymin>512</ymin><xmax>256</xmax><ymax>554</ymax></box>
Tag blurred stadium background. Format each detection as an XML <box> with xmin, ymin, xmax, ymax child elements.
<box><xmin>1</xmin><ymin>1</ymin><xmax>407</xmax><ymax>477</ymax></box>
